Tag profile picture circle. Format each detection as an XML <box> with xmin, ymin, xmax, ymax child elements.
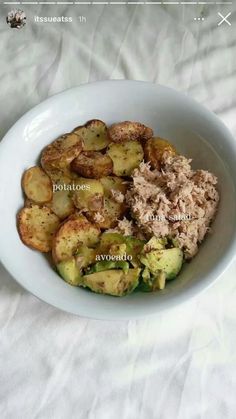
<box><xmin>6</xmin><ymin>9</ymin><xmax>26</xmax><ymax>29</ymax></box>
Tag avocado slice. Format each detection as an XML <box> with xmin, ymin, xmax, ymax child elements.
<box><xmin>57</xmin><ymin>257</ymin><xmax>83</xmax><ymax>286</ymax></box>
<box><xmin>99</xmin><ymin>233</ymin><xmax>125</xmax><ymax>252</ymax></box>
<box><xmin>140</xmin><ymin>247</ymin><xmax>183</xmax><ymax>280</ymax></box>
<box><xmin>142</xmin><ymin>266</ymin><xmax>151</xmax><ymax>281</ymax></box>
<box><xmin>125</xmin><ymin>236</ymin><xmax>146</xmax><ymax>267</ymax></box>
<box><xmin>143</xmin><ymin>236</ymin><xmax>167</xmax><ymax>252</ymax></box>
<box><xmin>92</xmin><ymin>260</ymin><xmax>129</xmax><ymax>273</ymax></box>
<box><xmin>109</xmin><ymin>243</ymin><xmax>127</xmax><ymax>257</ymax></box>
<box><xmin>140</xmin><ymin>269</ymin><xmax>166</xmax><ymax>292</ymax></box>
<box><xmin>82</xmin><ymin>268</ymin><xmax>141</xmax><ymax>296</ymax></box>
<box><xmin>97</xmin><ymin>233</ymin><xmax>145</xmax><ymax>267</ymax></box>
<box><xmin>75</xmin><ymin>245</ymin><xmax>96</xmax><ymax>269</ymax></box>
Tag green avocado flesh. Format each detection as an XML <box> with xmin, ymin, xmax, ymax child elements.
<box><xmin>139</xmin><ymin>269</ymin><xmax>166</xmax><ymax>292</ymax></box>
<box><xmin>99</xmin><ymin>233</ymin><xmax>125</xmax><ymax>252</ymax></box>
<box><xmin>143</xmin><ymin>236</ymin><xmax>168</xmax><ymax>251</ymax></box>
<box><xmin>139</xmin><ymin>247</ymin><xmax>183</xmax><ymax>280</ymax></box>
<box><xmin>57</xmin><ymin>257</ymin><xmax>82</xmax><ymax>286</ymax></box>
<box><xmin>75</xmin><ymin>245</ymin><xmax>96</xmax><ymax>269</ymax></box>
<box><xmin>91</xmin><ymin>260</ymin><xmax>129</xmax><ymax>273</ymax></box>
<box><xmin>56</xmin><ymin>233</ymin><xmax>183</xmax><ymax>296</ymax></box>
<box><xmin>82</xmin><ymin>268</ymin><xmax>141</xmax><ymax>296</ymax></box>
<box><xmin>97</xmin><ymin>233</ymin><xmax>145</xmax><ymax>268</ymax></box>
<box><xmin>125</xmin><ymin>236</ymin><xmax>146</xmax><ymax>267</ymax></box>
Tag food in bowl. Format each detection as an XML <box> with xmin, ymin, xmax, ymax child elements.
<box><xmin>17</xmin><ymin>119</ymin><xmax>219</xmax><ymax>296</ymax></box>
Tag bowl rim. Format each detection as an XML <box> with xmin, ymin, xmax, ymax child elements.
<box><xmin>0</xmin><ymin>79</ymin><xmax>236</xmax><ymax>320</ymax></box>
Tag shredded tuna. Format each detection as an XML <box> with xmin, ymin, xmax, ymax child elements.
<box><xmin>126</xmin><ymin>153</ymin><xmax>219</xmax><ymax>259</ymax></box>
<box><xmin>111</xmin><ymin>189</ymin><xmax>125</xmax><ymax>203</ymax></box>
<box><xmin>93</xmin><ymin>212</ymin><xmax>105</xmax><ymax>223</ymax></box>
<box><xmin>107</xmin><ymin>217</ymin><xmax>134</xmax><ymax>236</ymax></box>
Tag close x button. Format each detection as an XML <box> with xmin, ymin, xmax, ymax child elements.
<box><xmin>218</xmin><ymin>12</ymin><xmax>232</xmax><ymax>26</ymax></box>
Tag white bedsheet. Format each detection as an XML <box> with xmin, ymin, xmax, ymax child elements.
<box><xmin>0</xmin><ymin>2</ymin><xmax>236</xmax><ymax>418</ymax></box>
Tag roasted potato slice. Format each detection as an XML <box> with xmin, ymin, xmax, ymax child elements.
<box><xmin>107</xmin><ymin>141</ymin><xmax>144</xmax><ymax>176</ymax></box>
<box><xmin>18</xmin><ymin>204</ymin><xmax>60</xmax><ymax>252</ymax></box>
<box><xmin>71</xmin><ymin>151</ymin><xmax>113</xmax><ymax>179</ymax></box>
<box><xmin>22</xmin><ymin>166</ymin><xmax>52</xmax><ymax>204</ymax></box>
<box><xmin>52</xmin><ymin>213</ymin><xmax>100</xmax><ymax>263</ymax></box>
<box><xmin>51</xmin><ymin>190</ymin><xmax>75</xmax><ymax>220</ymax></box>
<box><xmin>100</xmin><ymin>176</ymin><xmax>128</xmax><ymax>197</ymax></box>
<box><xmin>144</xmin><ymin>137</ymin><xmax>176</xmax><ymax>169</ymax></box>
<box><xmin>41</xmin><ymin>133</ymin><xmax>82</xmax><ymax>177</ymax></box>
<box><xmin>100</xmin><ymin>198</ymin><xmax>126</xmax><ymax>229</ymax></box>
<box><xmin>49</xmin><ymin>177</ymin><xmax>75</xmax><ymax>219</ymax></box>
<box><xmin>73</xmin><ymin>178</ymin><xmax>104</xmax><ymax>211</ymax></box>
<box><xmin>87</xmin><ymin>197</ymin><xmax>126</xmax><ymax>229</ymax></box>
<box><xmin>109</xmin><ymin>121</ymin><xmax>153</xmax><ymax>143</ymax></box>
<box><xmin>45</xmin><ymin>172</ymin><xmax>75</xmax><ymax>185</ymax></box>
<box><xmin>73</xmin><ymin>120</ymin><xmax>110</xmax><ymax>151</ymax></box>
<box><xmin>25</xmin><ymin>191</ymin><xmax>74</xmax><ymax>220</ymax></box>
<box><xmin>25</xmin><ymin>179</ymin><xmax>75</xmax><ymax>220</ymax></box>
<box><xmin>24</xmin><ymin>197</ymin><xmax>53</xmax><ymax>210</ymax></box>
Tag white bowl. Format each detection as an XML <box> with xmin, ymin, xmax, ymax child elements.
<box><xmin>0</xmin><ymin>80</ymin><xmax>236</xmax><ymax>320</ymax></box>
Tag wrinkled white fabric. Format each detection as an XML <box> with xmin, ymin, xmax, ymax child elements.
<box><xmin>0</xmin><ymin>3</ymin><xmax>236</xmax><ymax>418</ymax></box>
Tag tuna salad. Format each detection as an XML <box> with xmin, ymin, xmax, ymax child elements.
<box><xmin>120</xmin><ymin>153</ymin><xmax>219</xmax><ymax>259</ymax></box>
<box><xmin>18</xmin><ymin>120</ymin><xmax>219</xmax><ymax>296</ymax></box>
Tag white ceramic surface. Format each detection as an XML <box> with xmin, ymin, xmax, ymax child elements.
<box><xmin>0</xmin><ymin>80</ymin><xmax>236</xmax><ymax>320</ymax></box>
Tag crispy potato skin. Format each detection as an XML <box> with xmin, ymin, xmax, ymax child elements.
<box><xmin>44</xmin><ymin>172</ymin><xmax>76</xmax><ymax>185</ymax></box>
<box><xmin>71</xmin><ymin>151</ymin><xmax>113</xmax><ymax>179</ymax></box>
<box><xmin>144</xmin><ymin>137</ymin><xmax>176</xmax><ymax>169</ymax></box>
<box><xmin>41</xmin><ymin>133</ymin><xmax>82</xmax><ymax>177</ymax></box>
<box><xmin>73</xmin><ymin>120</ymin><xmax>110</xmax><ymax>151</ymax></box>
<box><xmin>109</xmin><ymin>121</ymin><xmax>153</xmax><ymax>143</ymax></box>
<box><xmin>52</xmin><ymin>213</ymin><xmax>100</xmax><ymax>263</ymax></box>
<box><xmin>24</xmin><ymin>198</ymin><xmax>35</xmax><ymax>207</ymax></box>
<box><xmin>18</xmin><ymin>205</ymin><xmax>60</xmax><ymax>252</ymax></box>
<box><xmin>22</xmin><ymin>166</ymin><xmax>53</xmax><ymax>204</ymax></box>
